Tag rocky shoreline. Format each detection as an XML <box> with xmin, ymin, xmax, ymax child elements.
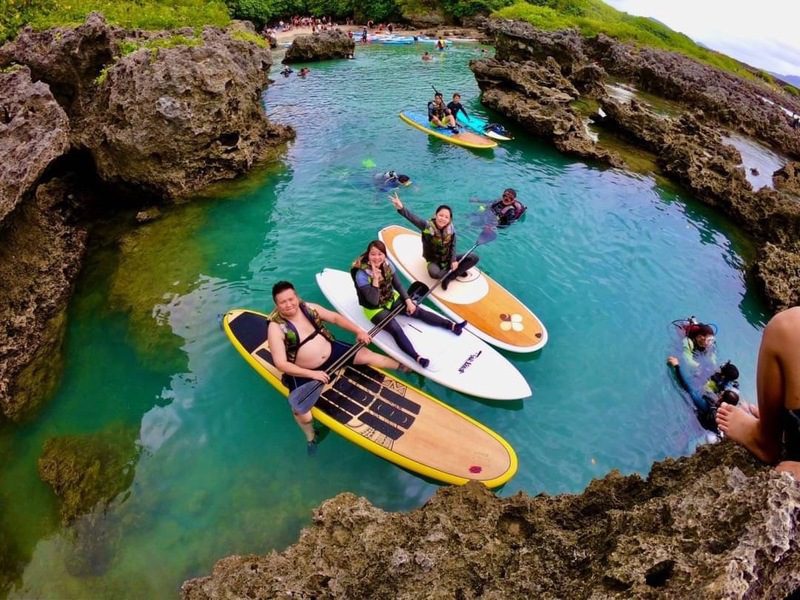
<box><xmin>0</xmin><ymin>14</ymin><xmax>293</xmax><ymax>422</ymax></box>
<box><xmin>182</xmin><ymin>442</ymin><xmax>800</xmax><ymax>598</ymax></box>
<box><xmin>470</xmin><ymin>20</ymin><xmax>800</xmax><ymax>311</ymax></box>
<box><xmin>2</xmin><ymin>14</ymin><xmax>800</xmax><ymax>598</ymax></box>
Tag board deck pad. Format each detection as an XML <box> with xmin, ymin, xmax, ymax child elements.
<box><xmin>379</xmin><ymin>225</ymin><xmax>548</xmax><ymax>353</ymax></box>
<box><xmin>223</xmin><ymin>309</ymin><xmax>518</xmax><ymax>486</ymax></box>
<box><xmin>399</xmin><ymin>111</ymin><xmax>497</xmax><ymax>149</ymax></box>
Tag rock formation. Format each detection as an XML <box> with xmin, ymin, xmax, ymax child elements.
<box><xmin>283</xmin><ymin>30</ymin><xmax>355</xmax><ymax>63</ymax></box>
<box><xmin>0</xmin><ymin>14</ymin><xmax>293</xmax><ymax>419</ymax></box>
<box><xmin>182</xmin><ymin>442</ymin><xmax>800</xmax><ymax>599</ymax></box>
<box><xmin>0</xmin><ymin>67</ymin><xmax>83</xmax><ymax>421</ymax></box>
<box><xmin>471</xmin><ymin>20</ymin><xmax>800</xmax><ymax>310</ymax></box>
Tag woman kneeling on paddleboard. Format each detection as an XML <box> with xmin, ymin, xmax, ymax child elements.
<box><xmin>390</xmin><ymin>192</ymin><xmax>479</xmax><ymax>290</ymax></box>
<box><xmin>351</xmin><ymin>241</ymin><xmax>467</xmax><ymax>369</ymax></box>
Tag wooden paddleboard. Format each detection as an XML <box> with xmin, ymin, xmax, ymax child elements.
<box><xmin>399</xmin><ymin>111</ymin><xmax>497</xmax><ymax>149</ymax></box>
<box><xmin>223</xmin><ymin>309</ymin><xmax>518</xmax><ymax>487</ymax></box>
<box><xmin>316</xmin><ymin>268</ymin><xmax>531</xmax><ymax>400</ymax></box>
<box><xmin>379</xmin><ymin>225</ymin><xmax>548</xmax><ymax>353</ymax></box>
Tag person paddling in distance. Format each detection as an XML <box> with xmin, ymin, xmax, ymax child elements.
<box><xmin>351</xmin><ymin>240</ymin><xmax>467</xmax><ymax>369</ymax></box>
<box><xmin>389</xmin><ymin>192</ymin><xmax>479</xmax><ymax>291</ymax></box>
<box><xmin>268</xmin><ymin>281</ymin><xmax>404</xmax><ymax>454</ymax></box>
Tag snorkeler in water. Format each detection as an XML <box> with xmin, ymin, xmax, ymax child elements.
<box><xmin>374</xmin><ymin>170</ymin><xmax>412</xmax><ymax>191</ymax></box>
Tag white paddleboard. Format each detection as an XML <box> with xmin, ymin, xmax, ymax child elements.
<box><xmin>316</xmin><ymin>268</ymin><xmax>531</xmax><ymax>401</ymax></box>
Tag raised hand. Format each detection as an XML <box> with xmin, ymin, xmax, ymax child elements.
<box><xmin>389</xmin><ymin>191</ymin><xmax>403</xmax><ymax>210</ymax></box>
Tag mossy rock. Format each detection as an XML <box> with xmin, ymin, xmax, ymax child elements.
<box><xmin>37</xmin><ymin>426</ymin><xmax>139</xmax><ymax>524</ymax></box>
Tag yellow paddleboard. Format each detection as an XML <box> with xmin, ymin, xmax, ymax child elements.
<box><xmin>223</xmin><ymin>309</ymin><xmax>518</xmax><ymax>487</ymax></box>
<box><xmin>399</xmin><ymin>111</ymin><xmax>497</xmax><ymax>149</ymax></box>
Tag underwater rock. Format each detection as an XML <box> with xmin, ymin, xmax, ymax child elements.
<box><xmin>283</xmin><ymin>30</ymin><xmax>355</xmax><ymax>63</ymax></box>
<box><xmin>182</xmin><ymin>442</ymin><xmax>800</xmax><ymax>599</ymax></box>
<box><xmin>37</xmin><ymin>427</ymin><xmax>139</xmax><ymax>524</ymax></box>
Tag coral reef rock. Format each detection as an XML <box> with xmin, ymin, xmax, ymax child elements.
<box><xmin>182</xmin><ymin>443</ymin><xmax>800</xmax><ymax>599</ymax></box>
<box><xmin>283</xmin><ymin>30</ymin><xmax>355</xmax><ymax>63</ymax></box>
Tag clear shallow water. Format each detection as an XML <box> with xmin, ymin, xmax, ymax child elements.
<box><xmin>0</xmin><ymin>43</ymin><xmax>769</xmax><ymax>598</ymax></box>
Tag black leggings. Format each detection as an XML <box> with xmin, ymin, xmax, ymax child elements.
<box><xmin>427</xmin><ymin>253</ymin><xmax>479</xmax><ymax>281</ymax></box>
<box><xmin>371</xmin><ymin>298</ymin><xmax>453</xmax><ymax>360</ymax></box>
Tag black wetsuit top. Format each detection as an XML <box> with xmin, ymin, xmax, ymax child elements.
<box><xmin>447</xmin><ymin>101</ymin><xmax>466</xmax><ymax>120</ymax></box>
<box><xmin>784</xmin><ymin>409</ymin><xmax>800</xmax><ymax>460</ymax></box>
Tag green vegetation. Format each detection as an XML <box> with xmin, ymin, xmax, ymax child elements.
<box><xmin>231</xmin><ymin>28</ymin><xmax>268</xmax><ymax>47</ymax></box>
<box><xmin>94</xmin><ymin>34</ymin><xmax>203</xmax><ymax>86</ymax></box>
<box><xmin>494</xmin><ymin>1</ymin><xmax>760</xmax><ymax>81</ymax></box>
<box><xmin>0</xmin><ymin>0</ymin><xmax>230</xmax><ymax>43</ymax></box>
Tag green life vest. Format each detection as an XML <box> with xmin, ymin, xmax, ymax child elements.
<box><xmin>422</xmin><ymin>219</ymin><xmax>454</xmax><ymax>267</ymax></box>
<box><xmin>270</xmin><ymin>302</ymin><xmax>334</xmax><ymax>363</ymax></box>
<box><xmin>350</xmin><ymin>256</ymin><xmax>395</xmax><ymax>308</ymax></box>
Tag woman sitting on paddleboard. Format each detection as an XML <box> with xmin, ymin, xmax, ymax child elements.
<box><xmin>390</xmin><ymin>192</ymin><xmax>479</xmax><ymax>290</ymax></box>
<box><xmin>351</xmin><ymin>240</ymin><xmax>467</xmax><ymax>369</ymax></box>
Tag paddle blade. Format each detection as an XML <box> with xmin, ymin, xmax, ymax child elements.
<box><xmin>478</xmin><ymin>226</ymin><xmax>497</xmax><ymax>245</ymax></box>
<box><xmin>408</xmin><ymin>281</ymin><xmax>429</xmax><ymax>300</ymax></box>
<box><xmin>287</xmin><ymin>380</ymin><xmax>323</xmax><ymax>413</ymax></box>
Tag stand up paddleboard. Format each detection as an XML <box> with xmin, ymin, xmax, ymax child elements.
<box><xmin>456</xmin><ymin>112</ymin><xmax>514</xmax><ymax>141</ymax></box>
<box><xmin>316</xmin><ymin>269</ymin><xmax>531</xmax><ymax>400</ymax></box>
<box><xmin>379</xmin><ymin>225</ymin><xmax>548</xmax><ymax>353</ymax></box>
<box><xmin>399</xmin><ymin>111</ymin><xmax>497</xmax><ymax>150</ymax></box>
<box><xmin>223</xmin><ymin>309</ymin><xmax>518</xmax><ymax>487</ymax></box>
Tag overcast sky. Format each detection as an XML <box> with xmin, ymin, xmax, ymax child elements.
<box><xmin>604</xmin><ymin>0</ymin><xmax>800</xmax><ymax>76</ymax></box>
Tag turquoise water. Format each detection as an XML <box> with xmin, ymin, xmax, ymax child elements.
<box><xmin>0</xmin><ymin>43</ymin><xmax>768</xmax><ymax>597</ymax></box>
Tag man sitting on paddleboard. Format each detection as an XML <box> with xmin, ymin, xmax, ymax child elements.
<box><xmin>351</xmin><ymin>240</ymin><xmax>467</xmax><ymax>369</ymax></box>
<box><xmin>427</xmin><ymin>92</ymin><xmax>457</xmax><ymax>132</ymax></box>
<box><xmin>390</xmin><ymin>192</ymin><xmax>479</xmax><ymax>291</ymax></box>
<box><xmin>268</xmin><ymin>281</ymin><xmax>403</xmax><ymax>454</ymax></box>
<box><xmin>489</xmin><ymin>188</ymin><xmax>527</xmax><ymax>227</ymax></box>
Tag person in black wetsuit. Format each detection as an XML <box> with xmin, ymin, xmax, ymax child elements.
<box><xmin>374</xmin><ymin>170</ymin><xmax>411</xmax><ymax>191</ymax></box>
<box><xmin>389</xmin><ymin>192</ymin><xmax>479</xmax><ymax>290</ymax></box>
<box><xmin>667</xmin><ymin>357</ymin><xmax>745</xmax><ymax>434</ymax></box>
<box><xmin>447</xmin><ymin>93</ymin><xmax>468</xmax><ymax>123</ymax></box>
<box><xmin>267</xmin><ymin>281</ymin><xmax>403</xmax><ymax>453</ymax></box>
<box><xmin>427</xmin><ymin>92</ymin><xmax>456</xmax><ymax>130</ymax></box>
<box><xmin>717</xmin><ymin>306</ymin><xmax>800</xmax><ymax>479</ymax></box>
<box><xmin>489</xmin><ymin>188</ymin><xmax>527</xmax><ymax>227</ymax></box>
<box><xmin>351</xmin><ymin>240</ymin><xmax>466</xmax><ymax>369</ymax></box>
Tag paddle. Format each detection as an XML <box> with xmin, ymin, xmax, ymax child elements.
<box><xmin>287</xmin><ymin>280</ymin><xmax>429</xmax><ymax>413</ymax></box>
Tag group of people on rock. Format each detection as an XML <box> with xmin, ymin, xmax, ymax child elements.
<box><xmin>268</xmin><ymin>183</ymin><xmax>526</xmax><ymax>453</ymax></box>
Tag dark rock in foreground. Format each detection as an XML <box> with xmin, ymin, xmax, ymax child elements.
<box><xmin>283</xmin><ymin>30</ymin><xmax>354</xmax><ymax>63</ymax></box>
<box><xmin>182</xmin><ymin>443</ymin><xmax>800</xmax><ymax>599</ymax></box>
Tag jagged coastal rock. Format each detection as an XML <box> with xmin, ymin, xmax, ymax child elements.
<box><xmin>182</xmin><ymin>443</ymin><xmax>800</xmax><ymax>599</ymax></box>
<box><xmin>0</xmin><ymin>14</ymin><xmax>293</xmax><ymax>419</ymax></box>
<box><xmin>471</xmin><ymin>21</ymin><xmax>800</xmax><ymax>310</ymax></box>
<box><xmin>283</xmin><ymin>30</ymin><xmax>355</xmax><ymax>63</ymax></box>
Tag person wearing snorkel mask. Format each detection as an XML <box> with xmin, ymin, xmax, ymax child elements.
<box><xmin>374</xmin><ymin>170</ymin><xmax>412</xmax><ymax>191</ymax></box>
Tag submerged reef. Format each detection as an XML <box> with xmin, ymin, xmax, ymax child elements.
<box><xmin>183</xmin><ymin>442</ymin><xmax>799</xmax><ymax>599</ymax></box>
